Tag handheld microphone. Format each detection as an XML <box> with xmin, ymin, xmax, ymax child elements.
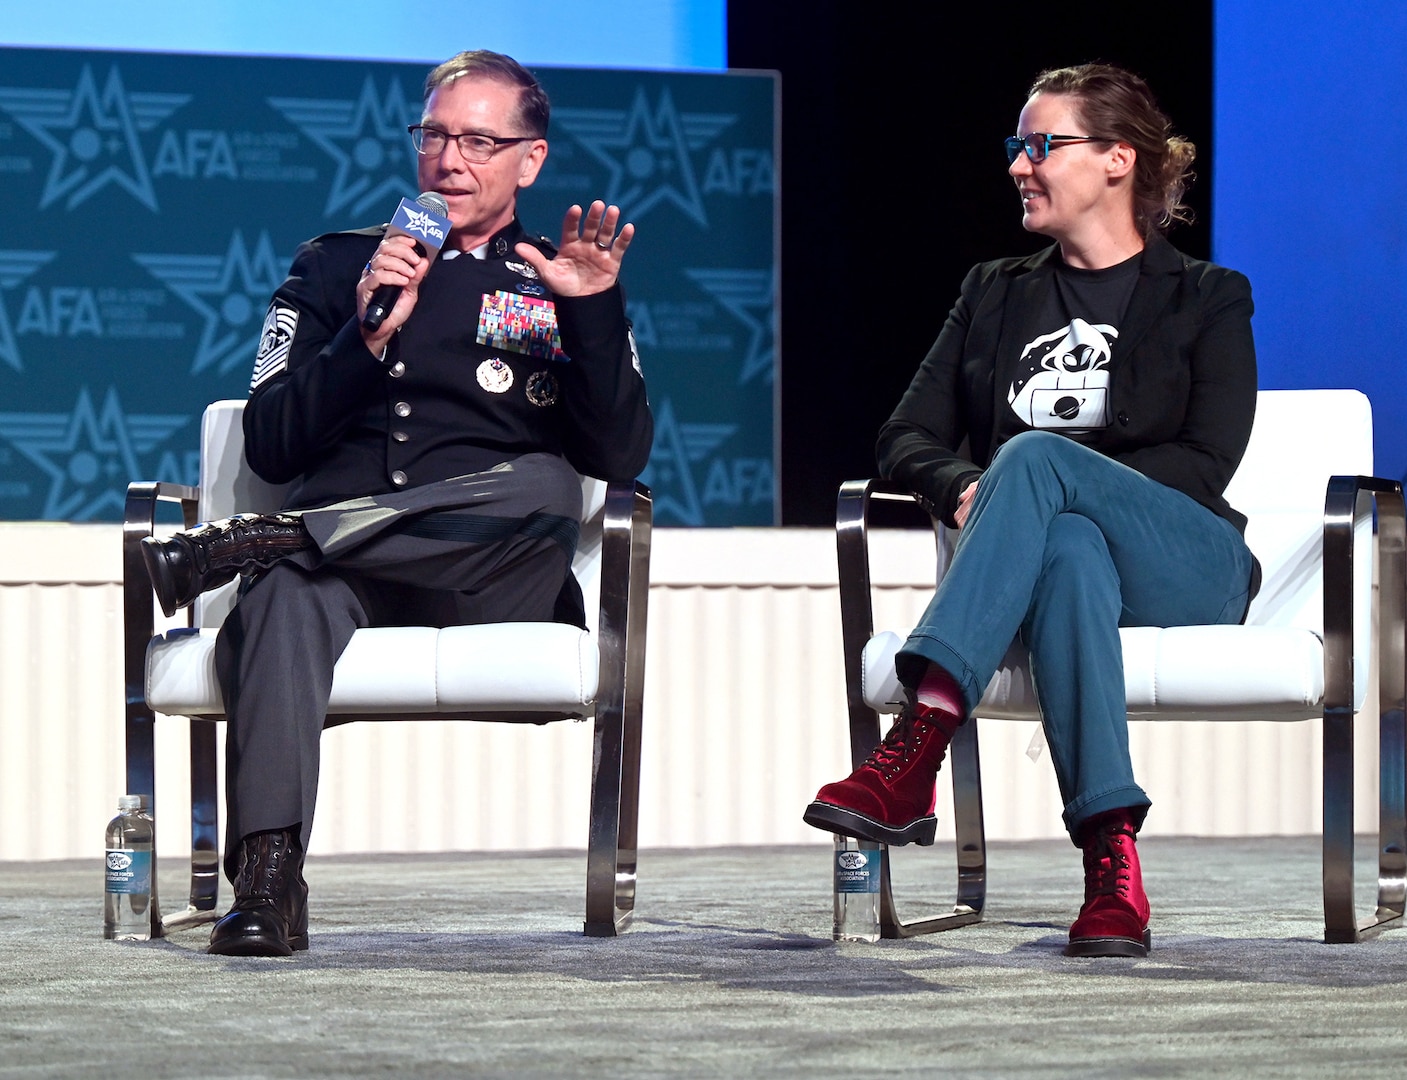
<box><xmin>361</xmin><ymin>191</ymin><xmax>452</xmax><ymax>332</ymax></box>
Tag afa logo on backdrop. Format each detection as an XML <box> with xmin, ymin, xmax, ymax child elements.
<box><xmin>0</xmin><ymin>233</ymin><xmax>294</xmax><ymax>385</ymax></box>
<box><xmin>552</xmin><ymin>86</ymin><xmax>773</xmax><ymax>228</ymax></box>
<box><xmin>0</xmin><ymin>387</ymin><xmax>188</xmax><ymax>519</ymax></box>
<box><xmin>641</xmin><ymin>399</ymin><xmax>773</xmax><ymax>526</ymax></box>
<box><xmin>628</xmin><ymin>266</ymin><xmax>776</xmax><ymax>387</ymax></box>
<box><xmin>0</xmin><ymin>61</ymin><xmax>331</xmax><ymax>207</ymax></box>
<box><xmin>3</xmin><ymin>250</ymin><xmax>185</xmax><ymax>349</ymax></box>
<box><xmin>0</xmin><ymin>250</ymin><xmax>58</xmax><ymax>372</ymax></box>
<box><xmin>684</xmin><ymin>268</ymin><xmax>775</xmax><ymax>385</ymax></box>
<box><xmin>0</xmin><ymin>65</ymin><xmax>188</xmax><ymax>211</ymax></box>
<box><xmin>267</xmin><ymin>76</ymin><xmax>421</xmax><ymax>219</ymax></box>
<box><xmin>133</xmin><ymin>230</ymin><xmax>290</xmax><ymax>375</ymax></box>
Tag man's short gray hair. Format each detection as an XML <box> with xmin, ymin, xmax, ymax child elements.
<box><xmin>423</xmin><ymin>50</ymin><xmax>550</xmax><ymax>138</ymax></box>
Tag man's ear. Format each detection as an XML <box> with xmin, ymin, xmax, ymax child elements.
<box><xmin>517</xmin><ymin>139</ymin><xmax>549</xmax><ymax>189</ymax></box>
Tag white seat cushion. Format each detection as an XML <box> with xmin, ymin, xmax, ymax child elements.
<box><xmin>147</xmin><ymin>623</ymin><xmax>600</xmax><ymax>718</ymax></box>
<box><xmin>861</xmin><ymin>625</ymin><xmax>1325</xmax><ymax>723</ymax></box>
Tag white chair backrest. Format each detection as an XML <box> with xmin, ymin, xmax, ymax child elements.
<box><xmin>193</xmin><ymin>399</ymin><xmax>609</xmax><ymax>629</ymax></box>
<box><xmin>198</xmin><ymin>399</ymin><xmax>288</xmax><ymax>521</ymax></box>
<box><xmin>1232</xmin><ymin>389</ymin><xmax>1373</xmax><ymax>634</ymax></box>
<box><xmin>1226</xmin><ymin>390</ymin><xmax>1373</xmax><ymax>514</ymax></box>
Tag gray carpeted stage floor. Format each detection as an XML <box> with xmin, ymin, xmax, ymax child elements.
<box><xmin>4</xmin><ymin>836</ymin><xmax>1407</xmax><ymax>1078</ymax></box>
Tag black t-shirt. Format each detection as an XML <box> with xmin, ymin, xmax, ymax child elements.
<box><xmin>1004</xmin><ymin>250</ymin><xmax>1141</xmax><ymax>442</ymax></box>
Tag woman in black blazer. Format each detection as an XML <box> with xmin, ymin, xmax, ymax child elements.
<box><xmin>805</xmin><ymin>63</ymin><xmax>1258</xmax><ymax>958</ymax></box>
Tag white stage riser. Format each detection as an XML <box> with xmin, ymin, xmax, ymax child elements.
<box><xmin>0</xmin><ymin>525</ymin><xmax>1378</xmax><ymax>861</ymax></box>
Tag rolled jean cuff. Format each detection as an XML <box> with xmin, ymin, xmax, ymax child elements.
<box><xmin>896</xmin><ymin>632</ymin><xmax>984</xmax><ymax>718</ymax></box>
<box><xmin>1063</xmin><ymin>786</ymin><xmax>1151</xmax><ymax>845</ymax></box>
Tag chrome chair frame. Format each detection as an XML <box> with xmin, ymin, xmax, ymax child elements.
<box><xmin>124</xmin><ymin>462</ymin><xmax>651</xmax><ymax>940</ymax></box>
<box><xmin>836</xmin><ymin>474</ymin><xmax>1407</xmax><ymax>943</ymax></box>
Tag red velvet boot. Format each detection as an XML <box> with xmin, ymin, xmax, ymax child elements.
<box><xmin>1066</xmin><ymin>808</ymin><xmax>1151</xmax><ymax>957</ymax></box>
<box><xmin>802</xmin><ymin>703</ymin><xmax>959</xmax><ymax>846</ymax></box>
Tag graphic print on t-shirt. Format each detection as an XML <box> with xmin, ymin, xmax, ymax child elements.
<box><xmin>1007</xmin><ymin>318</ymin><xmax>1116</xmax><ymax>431</ymax></box>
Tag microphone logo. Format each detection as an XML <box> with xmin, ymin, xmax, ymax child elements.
<box><xmin>362</xmin><ymin>193</ymin><xmax>453</xmax><ymax>333</ymax></box>
<box><xmin>400</xmin><ymin>206</ymin><xmax>448</xmax><ymax>245</ymax></box>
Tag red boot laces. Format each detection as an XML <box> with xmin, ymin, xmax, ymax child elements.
<box><xmin>862</xmin><ymin>713</ymin><xmax>933</xmax><ymax>778</ymax></box>
<box><xmin>1083</xmin><ymin>822</ymin><xmax>1136</xmax><ymax>901</ymax></box>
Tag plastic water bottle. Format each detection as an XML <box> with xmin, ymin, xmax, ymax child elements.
<box><xmin>104</xmin><ymin>794</ymin><xmax>154</xmax><ymax>941</ymax></box>
<box><xmin>832</xmin><ymin>835</ymin><xmax>881</xmax><ymax>942</ymax></box>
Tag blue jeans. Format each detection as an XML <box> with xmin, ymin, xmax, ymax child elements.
<box><xmin>896</xmin><ymin>432</ymin><xmax>1255</xmax><ymax>841</ymax></box>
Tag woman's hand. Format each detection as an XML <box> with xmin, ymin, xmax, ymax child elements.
<box><xmin>953</xmin><ymin>479</ymin><xmax>979</xmax><ymax>530</ymax></box>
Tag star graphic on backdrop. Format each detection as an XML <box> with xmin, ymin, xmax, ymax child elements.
<box><xmin>554</xmin><ymin>87</ymin><xmax>735</xmax><ymax>227</ymax></box>
<box><xmin>0</xmin><ymin>250</ymin><xmax>58</xmax><ymax>373</ymax></box>
<box><xmin>0</xmin><ymin>64</ymin><xmax>188</xmax><ymax>211</ymax></box>
<box><xmin>685</xmin><ymin>268</ymin><xmax>776</xmax><ymax>384</ymax></box>
<box><xmin>267</xmin><ymin>76</ymin><xmax>419</xmax><ymax>219</ymax></box>
<box><xmin>639</xmin><ymin>397</ymin><xmax>735</xmax><ymax>526</ymax></box>
<box><xmin>132</xmin><ymin>230</ymin><xmax>288</xmax><ymax>375</ymax></box>
<box><xmin>0</xmin><ymin>386</ymin><xmax>188</xmax><ymax>519</ymax></box>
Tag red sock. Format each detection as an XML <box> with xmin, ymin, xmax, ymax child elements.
<box><xmin>915</xmin><ymin>664</ymin><xmax>965</xmax><ymax>740</ymax></box>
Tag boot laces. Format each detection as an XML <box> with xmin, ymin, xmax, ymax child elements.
<box><xmin>192</xmin><ymin>514</ymin><xmax>305</xmax><ymax>568</ymax></box>
<box><xmin>862</xmin><ymin>711</ymin><xmax>928</xmax><ymax>778</ymax></box>
<box><xmin>239</xmin><ymin>836</ymin><xmax>290</xmax><ymax>900</ymax></box>
<box><xmin>1084</xmin><ymin>824</ymin><xmax>1135</xmax><ymax>900</ymax></box>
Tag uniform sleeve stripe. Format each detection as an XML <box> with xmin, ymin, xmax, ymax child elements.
<box><xmin>250</xmin><ymin>303</ymin><xmax>299</xmax><ymax>392</ymax></box>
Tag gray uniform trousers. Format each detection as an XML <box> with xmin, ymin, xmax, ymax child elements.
<box><xmin>214</xmin><ymin>452</ymin><xmax>583</xmax><ymax>880</ymax></box>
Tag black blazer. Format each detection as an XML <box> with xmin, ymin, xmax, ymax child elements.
<box><xmin>879</xmin><ymin>234</ymin><xmax>1258</xmax><ymax>533</ymax></box>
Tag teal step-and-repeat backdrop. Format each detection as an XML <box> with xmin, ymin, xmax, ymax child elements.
<box><xmin>0</xmin><ymin>48</ymin><xmax>777</xmax><ymax>525</ymax></box>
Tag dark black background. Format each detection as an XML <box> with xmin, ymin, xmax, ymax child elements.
<box><xmin>726</xmin><ymin>1</ymin><xmax>1214</xmax><ymax>523</ymax></box>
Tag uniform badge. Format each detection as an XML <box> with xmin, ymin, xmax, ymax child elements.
<box><xmin>476</xmin><ymin>357</ymin><xmax>513</xmax><ymax>394</ymax></box>
<box><xmin>476</xmin><ymin>290</ymin><xmax>564</xmax><ymax>360</ymax></box>
<box><xmin>516</xmin><ymin>283</ymin><xmax>547</xmax><ymax>297</ymax></box>
<box><xmin>505</xmin><ymin>260</ymin><xmax>539</xmax><ymax>279</ymax></box>
<box><xmin>250</xmin><ymin>302</ymin><xmax>298</xmax><ymax>391</ymax></box>
<box><xmin>525</xmin><ymin>371</ymin><xmax>559</xmax><ymax>407</ymax></box>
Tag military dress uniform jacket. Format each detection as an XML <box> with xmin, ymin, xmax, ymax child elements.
<box><xmin>878</xmin><ymin>234</ymin><xmax>1258</xmax><ymax>534</ymax></box>
<box><xmin>244</xmin><ymin>217</ymin><xmax>653</xmax><ymax>512</ymax></box>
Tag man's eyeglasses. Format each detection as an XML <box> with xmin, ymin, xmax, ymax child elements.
<box><xmin>1005</xmin><ymin>133</ymin><xmax>1114</xmax><ymax>165</ymax></box>
<box><xmin>408</xmin><ymin>125</ymin><xmax>533</xmax><ymax>163</ymax></box>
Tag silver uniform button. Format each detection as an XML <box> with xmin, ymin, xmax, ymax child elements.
<box><xmin>392</xmin><ymin>430</ymin><xmax>409</xmax><ymax>442</ymax></box>
<box><xmin>389</xmin><ymin>361</ymin><xmax>406</xmax><ymax>377</ymax></box>
<box><xmin>394</xmin><ymin>401</ymin><xmax>412</xmax><ymax>417</ymax></box>
<box><xmin>391</xmin><ymin>470</ymin><xmax>408</xmax><ymax>486</ymax></box>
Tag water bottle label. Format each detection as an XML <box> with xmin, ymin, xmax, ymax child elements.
<box><xmin>834</xmin><ymin>848</ymin><xmax>880</xmax><ymax>894</ymax></box>
<box><xmin>105</xmin><ymin>849</ymin><xmax>151</xmax><ymax>895</ymax></box>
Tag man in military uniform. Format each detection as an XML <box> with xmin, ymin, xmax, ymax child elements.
<box><xmin>140</xmin><ymin>50</ymin><xmax>652</xmax><ymax>957</ymax></box>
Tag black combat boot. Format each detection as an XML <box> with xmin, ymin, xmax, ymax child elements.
<box><xmin>207</xmin><ymin>828</ymin><xmax>309</xmax><ymax>957</ymax></box>
<box><xmin>140</xmin><ymin>513</ymin><xmax>312</xmax><ymax>617</ymax></box>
